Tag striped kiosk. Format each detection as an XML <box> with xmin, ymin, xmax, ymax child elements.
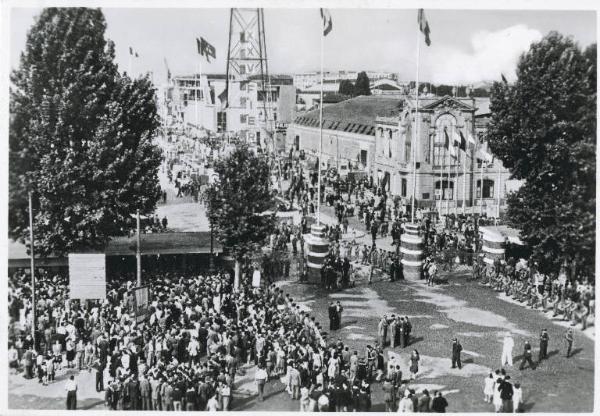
<box><xmin>305</xmin><ymin>223</ymin><xmax>330</xmax><ymax>284</ymax></box>
<box><xmin>482</xmin><ymin>228</ymin><xmax>506</xmax><ymax>265</ymax></box>
<box><xmin>400</xmin><ymin>223</ymin><xmax>424</xmax><ymax>280</ymax></box>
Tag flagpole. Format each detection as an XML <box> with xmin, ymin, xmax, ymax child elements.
<box><xmin>446</xmin><ymin>139</ymin><xmax>451</xmax><ymax>216</ymax></box>
<box><xmin>454</xmin><ymin>125</ymin><xmax>458</xmax><ymax>216</ymax></box>
<box><xmin>196</xmin><ymin>57</ymin><xmax>201</xmax><ymax>131</ymax></box>
<box><xmin>128</xmin><ymin>51</ymin><xmax>132</xmax><ymax>76</ymax></box>
<box><xmin>462</xmin><ymin>130</ymin><xmax>467</xmax><ymax>215</ymax></box>
<box><xmin>480</xmin><ymin>146</ymin><xmax>484</xmax><ymax>216</ymax></box>
<box><xmin>317</xmin><ymin>27</ymin><xmax>324</xmax><ymax>225</ymax></box>
<box><xmin>411</xmin><ymin>16</ymin><xmax>421</xmax><ymax>225</ymax></box>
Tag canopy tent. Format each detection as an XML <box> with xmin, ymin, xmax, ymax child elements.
<box><xmin>479</xmin><ymin>225</ymin><xmax>524</xmax><ymax>246</ymax></box>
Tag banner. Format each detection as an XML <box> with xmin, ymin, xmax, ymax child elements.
<box><xmin>69</xmin><ymin>253</ymin><xmax>106</xmax><ymax>299</ymax></box>
<box><xmin>131</xmin><ymin>286</ymin><xmax>151</xmax><ymax>323</ymax></box>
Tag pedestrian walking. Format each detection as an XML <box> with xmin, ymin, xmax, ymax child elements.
<box><xmin>512</xmin><ymin>382</ymin><xmax>523</xmax><ymax>413</ymax></box>
<box><xmin>409</xmin><ymin>350</ymin><xmax>420</xmax><ymax>380</ymax></box>
<box><xmin>483</xmin><ymin>373</ymin><xmax>495</xmax><ymax>403</ymax></box>
<box><xmin>65</xmin><ymin>375</ymin><xmax>78</xmax><ymax>410</ymax></box>
<box><xmin>538</xmin><ymin>328</ymin><xmax>549</xmax><ymax>362</ymax></box>
<box><xmin>519</xmin><ymin>341</ymin><xmax>536</xmax><ymax>370</ymax></box>
<box><xmin>565</xmin><ymin>328</ymin><xmax>574</xmax><ymax>357</ymax></box>
<box><xmin>255</xmin><ymin>365</ymin><xmax>268</xmax><ymax>401</ymax></box>
<box><xmin>451</xmin><ymin>338</ymin><xmax>462</xmax><ymax>369</ymax></box>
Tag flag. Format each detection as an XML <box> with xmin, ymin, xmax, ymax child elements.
<box><xmin>443</xmin><ymin>128</ymin><xmax>450</xmax><ymax>149</ymax></box>
<box><xmin>218</xmin><ymin>88</ymin><xmax>228</xmax><ymax>109</ymax></box>
<box><xmin>418</xmin><ymin>9</ymin><xmax>431</xmax><ymax>46</ymax></box>
<box><xmin>135</xmin><ymin>52</ymin><xmax>139</xmax><ymax>58</ymax></box>
<box><xmin>129</xmin><ymin>47</ymin><xmax>133</xmax><ymax>55</ymax></box>
<box><xmin>197</xmin><ymin>37</ymin><xmax>216</xmax><ymax>63</ymax></box>
<box><xmin>501</xmin><ymin>73</ymin><xmax>508</xmax><ymax>83</ymax></box>
<box><xmin>320</xmin><ymin>8</ymin><xmax>333</xmax><ymax>36</ymax></box>
<box><xmin>457</xmin><ymin>131</ymin><xmax>467</xmax><ymax>151</ymax></box>
<box><xmin>466</xmin><ymin>131</ymin><xmax>476</xmax><ymax>148</ymax></box>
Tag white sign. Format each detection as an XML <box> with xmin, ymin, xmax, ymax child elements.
<box><xmin>252</xmin><ymin>270</ymin><xmax>261</xmax><ymax>288</ymax></box>
<box><xmin>69</xmin><ymin>253</ymin><xmax>106</xmax><ymax>299</ymax></box>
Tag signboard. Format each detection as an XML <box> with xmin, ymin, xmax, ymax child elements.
<box><xmin>131</xmin><ymin>286</ymin><xmax>151</xmax><ymax>323</ymax></box>
<box><xmin>69</xmin><ymin>253</ymin><xmax>106</xmax><ymax>299</ymax></box>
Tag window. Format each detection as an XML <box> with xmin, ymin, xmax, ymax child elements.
<box><xmin>401</xmin><ymin>178</ymin><xmax>407</xmax><ymax>197</ymax></box>
<box><xmin>248</xmin><ymin>116</ymin><xmax>255</xmax><ymax>126</ymax></box>
<box><xmin>422</xmin><ymin>193</ymin><xmax>430</xmax><ymax>200</ymax></box>
<box><xmin>240</xmin><ymin>31</ymin><xmax>246</xmax><ymax>42</ymax></box>
<box><xmin>476</xmin><ymin>179</ymin><xmax>494</xmax><ymax>198</ymax></box>
<box><xmin>435</xmin><ymin>180</ymin><xmax>454</xmax><ymax>200</ymax></box>
<box><xmin>240</xmin><ymin>114</ymin><xmax>247</xmax><ymax>124</ymax></box>
<box><xmin>240</xmin><ymin>97</ymin><xmax>247</xmax><ymax>108</ymax></box>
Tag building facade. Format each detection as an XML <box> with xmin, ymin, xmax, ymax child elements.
<box><xmin>288</xmin><ymin>94</ymin><xmax>516</xmax><ymax>216</ymax></box>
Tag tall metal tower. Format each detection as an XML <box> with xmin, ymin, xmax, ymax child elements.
<box><xmin>224</xmin><ymin>8</ymin><xmax>272</xmax><ymax>146</ymax></box>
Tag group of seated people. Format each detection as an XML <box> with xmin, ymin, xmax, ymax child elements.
<box><xmin>477</xmin><ymin>258</ymin><xmax>594</xmax><ymax>330</ymax></box>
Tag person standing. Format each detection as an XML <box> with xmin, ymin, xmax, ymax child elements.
<box><xmin>431</xmin><ymin>391</ymin><xmax>448</xmax><ymax>413</ymax></box>
<box><xmin>328</xmin><ymin>302</ymin><xmax>336</xmax><ymax>331</ymax></box>
<box><xmin>378</xmin><ymin>316</ymin><xmax>389</xmax><ymax>347</ymax></box>
<box><xmin>397</xmin><ymin>390</ymin><xmax>413</xmax><ymax>413</ymax></box>
<box><xmin>382</xmin><ymin>377</ymin><xmax>396</xmax><ymax>412</ymax></box>
<box><xmin>335</xmin><ymin>301</ymin><xmax>344</xmax><ymax>330</ymax></box>
<box><xmin>140</xmin><ymin>373</ymin><xmax>152</xmax><ymax>411</ymax></box>
<box><xmin>409</xmin><ymin>350</ymin><xmax>420</xmax><ymax>380</ymax></box>
<box><xmin>538</xmin><ymin>329</ymin><xmax>549</xmax><ymax>362</ymax></box>
<box><xmin>65</xmin><ymin>375</ymin><xmax>78</xmax><ymax>410</ymax></box>
<box><xmin>255</xmin><ymin>365</ymin><xmax>268</xmax><ymax>401</ymax></box>
<box><xmin>565</xmin><ymin>328</ymin><xmax>574</xmax><ymax>358</ymax></box>
<box><xmin>498</xmin><ymin>375</ymin><xmax>514</xmax><ymax>412</ymax></box>
<box><xmin>451</xmin><ymin>338</ymin><xmax>462</xmax><ymax>369</ymax></box>
<box><xmin>519</xmin><ymin>340</ymin><xmax>535</xmax><ymax>370</ymax></box>
<box><xmin>512</xmin><ymin>382</ymin><xmax>523</xmax><ymax>413</ymax></box>
<box><xmin>501</xmin><ymin>333</ymin><xmax>514</xmax><ymax>367</ymax></box>
<box><xmin>483</xmin><ymin>373</ymin><xmax>495</xmax><ymax>403</ymax></box>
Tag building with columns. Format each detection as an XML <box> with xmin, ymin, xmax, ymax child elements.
<box><xmin>287</xmin><ymin>94</ymin><xmax>518</xmax><ymax>216</ymax></box>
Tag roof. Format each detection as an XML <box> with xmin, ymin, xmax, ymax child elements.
<box><xmin>8</xmin><ymin>232</ymin><xmax>222</xmax><ymax>260</ymax></box>
<box><xmin>372</xmin><ymin>83</ymin><xmax>401</xmax><ymax>91</ymax></box>
<box><xmin>293</xmin><ymin>95</ymin><xmax>404</xmax><ymax>136</ymax></box>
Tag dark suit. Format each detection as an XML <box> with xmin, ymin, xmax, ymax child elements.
<box><xmin>451</xmin><ymin>342</ymin><xmax>462</xmax><ymax>369</ymax></box>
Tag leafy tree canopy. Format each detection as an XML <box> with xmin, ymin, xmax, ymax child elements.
<box><xmin>205</xmin><ymin>143</ymin><xmax>277</xmax><ymax>261</ymax></box>
<box><xmin>487</xmin><ymin>32</ymin><xmax>596</xmax><ymax>276</ymax></box>
<box><xmin>9</xmin><ymin>8</ymin><xmax>162</xmax><ymax>256</ymax></box>
<box><xmin>338</xmin><ymin>79</ymin><xmax>355</xmax><ymax>96</ymax></box>
<box><xmin>354</xmin><ymin>71</ymin><xmax>371</xmax><ymax>96</ymax></box>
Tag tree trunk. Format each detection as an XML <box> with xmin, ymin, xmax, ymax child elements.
<box><xmin>234</xmin><ymin>259</ymin><xmax>241</xmax><ymax>291</ymax></box>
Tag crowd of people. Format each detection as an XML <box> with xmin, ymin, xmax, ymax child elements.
<box><xmin>8</xmin><ymin>265</ymin><xmax>459</xmax><ymax>412</ymax></box>
<box><xmin>474</xmin><ymin>257</ymin><xmax>595</xmax><ymax>331</ymax></box>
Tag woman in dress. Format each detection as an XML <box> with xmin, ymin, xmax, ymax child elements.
<box><xmin>483</xmin><ymin>373</ymin><xmax>495</xmax><ymax>403</ymax></box>
<box><xmin>409</xmin><ymin>350</ymin><xmax>420</xmax><ymax>380</ymax></box>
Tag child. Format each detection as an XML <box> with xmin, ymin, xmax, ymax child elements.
<box><xmin>512</xmin><ymin>382</ymin><xmax>523</xmax><ymax>413</ymax></box>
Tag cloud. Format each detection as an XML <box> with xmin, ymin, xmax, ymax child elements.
<box><xmin>423</xmin><ymin>24</ymin><xmax>543</xmax><ymax>84</ymax></box>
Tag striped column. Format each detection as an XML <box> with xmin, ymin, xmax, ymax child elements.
<box><xmin>401</xmin><ymin>223</ymin><xmax>423</xmax><ymax>281</ymax></box>
<box><xmin>482</xmin><ymin>230</ymin><xmax>506</xmax><ymax>265</ymax></box>
<box><xmin>305</xmin><ymin>223</ymin><xmax>330</xmax><ymax>284</ymax></box>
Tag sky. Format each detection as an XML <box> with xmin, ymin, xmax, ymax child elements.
<box><xmin>8</xmin><ymin>7</ymin><xmax>597</xmax><ymax>85</ymax></box>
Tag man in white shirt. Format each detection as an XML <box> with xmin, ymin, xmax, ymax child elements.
<box><xmin>65</xmin><ymin>375</ymin><xmax>77</xmax><ymax>410</ymax></box>
<box><xmin>255</xmin><ymin>365</ymin><xmax>268</xmax><ymax>401</ymax></box>
<box><xmin>501</xmin><ymin>333</ymin><xmax>514</xmax><ymax>367</ymax></box>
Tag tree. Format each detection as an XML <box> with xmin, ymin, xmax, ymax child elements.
<box><xmin>9</xmin><ymin>8</ymin><xmax>162</xmax><ymax>256</ymax></box>
<box><xmin>338</xmin><ymin>79</ymin><xmax>354</xmax><ymax>96</ymax></box>
<box><xmin>353</xmin><ymin>71</ymin><xmax>371</xmax><ymax>96</ymax></box>
<box><xmin>487</xmin><ymin>32</ymin><xmax>596</xmax><ymax>276</ymax></box>
<box><xmin>205</xmin><ymin>144</ymin><xmax>277</xmax><ymax>290</ymax></box>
